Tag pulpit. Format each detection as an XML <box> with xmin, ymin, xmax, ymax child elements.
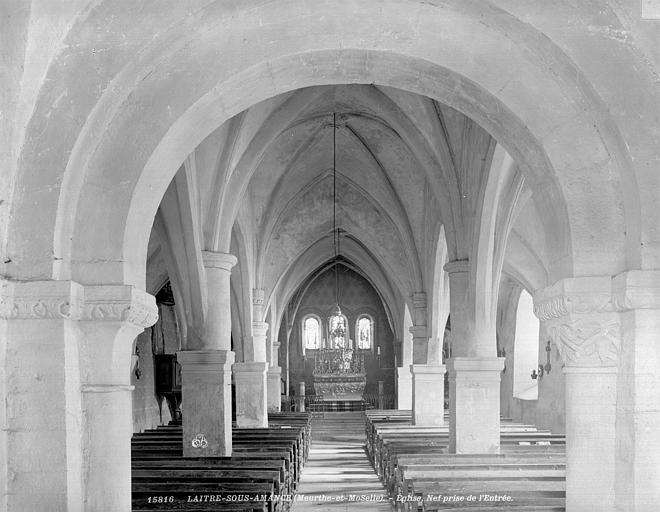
<box><xmin>313</xmin><ymin>348</ymin><xmax>366</xmax><ymax>400</ymax></box>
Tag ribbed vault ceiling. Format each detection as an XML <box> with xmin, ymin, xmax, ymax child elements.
<box><xmin>147</xmin><ymin>84</ymin><xmax>549</xmax><ymax>345</ymax></box>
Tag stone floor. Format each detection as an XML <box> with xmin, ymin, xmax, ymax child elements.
<box><xmin>293</xmin><ymin>412</ymin><xmax>393</xmax><ymax>512</ymax></box>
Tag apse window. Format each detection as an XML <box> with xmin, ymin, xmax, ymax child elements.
<box><xmin>356</xmin><ymin>315</ymin><xmax>373</xmax><ymax>350</ymax></box>
<box><xmin>303</xmin><ymin>315</ymin><xmax>321</xmax><ymax>351</ymax></box>
<box><xmin>328</xmin><ymin>314</ymin><xmax>348</xmax><ymax>348</ymax></box>
<box><xmin>514</xmin><ymin>290</ymin><xmax>539</xmax><ymax>400</ymax></box>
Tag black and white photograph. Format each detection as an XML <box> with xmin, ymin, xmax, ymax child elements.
<box><xmin>1</xmin><ymin>1</ymin><xmax>659</xmax><ymax>511</ymax></box>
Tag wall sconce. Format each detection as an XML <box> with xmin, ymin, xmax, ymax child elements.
<box><xmin>132</xmin><ymin>346</ymin><xmax>142</xmax><ymax>380</ymax></box>
<box><xmin>497</xmin><ymin>347</ymin><xmax>506</xmax><ymax>373</ymax></box>
<box><xmin>531</xmin><ymin>341</ymin><xmax>553</xmax><ymax>380</ymax></box>
<box><xmin>543</xmin><ymin>340</ymin><xmax>552</xmax><ymax>374</ymax></box>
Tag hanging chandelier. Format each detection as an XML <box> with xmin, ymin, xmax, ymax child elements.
<box><xmin>329</xmin><ymin>112</ymin><xmax>346</xmax><ymax>345</ymax></box>
<box><xmin>332</xmin><ymin>112</ymin><xmax>342</xmax><ymax>317</ymax></box>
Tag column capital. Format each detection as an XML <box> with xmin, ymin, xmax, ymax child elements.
<box><xmin>533</xmin><ymin>276</ymin><xmax>614</xmax><ymax>321</ymax></box>
<box><xmin>82</xmin><ymin>284</ymin><xmax>158</xmax><ymax>328</ymax></box>
<box><xmin>547</xmin><ymin>316</ymin><xmax>620</xmax><ymax>368</ymax></box>
<box><xmin>446</xmin><ymin>357</ymin><xmax>504</xmax><ymax>374</ymax></box>
<box><xmin>267</xmin><ymin>366</ymin><xmax>282</xmax><ymax>375</ymax></box>
<box><xmin>410</xmin><ymin>364</ymin><xmax>446</xmax><ymax>376</ymax></box>
<box><xmin>533</xmin><ymin>276</ymin><xmax>621</xmax><ymax>368</ymax></box>
<box><xmin>233</xmin><ymin>361</ymin><xmax>269</xmax><ymax>377</ymax></box>
<box><xmin>202</xmin><ymin>251</ymin><xmax>237</xmax><ymax>271</ymax></box>
<box><xmin>534</xmin><ymin>272</ymin><xmax>660</xmax><ymax>318</ymax></box>
<box><xmin>443</xmin><ymin>259</ymin><xmax>470</xmax><ymax>274</ymax></box>
<box><xmin>0</xmin><ymin>280</ymin><xmax>158</xmax><ymax>328</ymax></box>
<box><xmin>0</xmin><ymin>279</ymin><xmax>84</xmax><ymax>320</ymax></box>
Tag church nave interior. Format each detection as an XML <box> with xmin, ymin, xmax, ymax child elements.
<box><xmin>2</xmin><ymin>2</ymin><xmax>659</xmax><ymax>511</ymax></box>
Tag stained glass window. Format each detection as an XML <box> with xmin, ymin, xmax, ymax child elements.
<box><xmin>357</xmin><ymin>315</ymin><xmax>373</xmax><ymax>349</ymax></box>
<box><xmin>303</xmin><ymin>315</ymin><xmax>321</xmax><ymax>350</ymax></box>
<box><xmin>328</xmin><ymin>314</ymin><xmax>347</xmax><ymax>348</ymax></box>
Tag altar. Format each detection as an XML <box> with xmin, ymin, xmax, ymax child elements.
<box><xmin>312</xmin><ymin>348</ymin><xmax>367</xmax><ymax>401</ymax></box>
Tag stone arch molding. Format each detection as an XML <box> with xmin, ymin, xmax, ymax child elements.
<box><xmin>8</xmin><ymin>0</ymin><xmax>638</xmax><ymax>289</ymax></box>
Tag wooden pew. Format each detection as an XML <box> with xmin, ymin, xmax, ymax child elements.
<box><xmin>132</xmin><ymin>433</ymin><xmax>303</xmax><ymax>482</ymax></box>
<box><xmin>387</xmin><ymin>451</ymin><xmax>565</xmax><ymax>495</ymax></box>
<box><xmin>131</xmin><ymin>412</ymin><xmax>311</xmax><ymax>511</ymax></box>
<box><xmin>132</xmin><ymin>457</ymin><xmax>292</xmax><ymax>497</ymax></box>
<box><xmin>377</xmin><ymin>437</ymin><xmax>565</xmax><ymax>483</ymax></box>
<box><xmin>366</xmin><ymin>414</ymin><xmax>566</xmax><ymax>511</ymax></box>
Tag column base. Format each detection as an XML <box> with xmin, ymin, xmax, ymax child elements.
<box><xmin>178</xmin><ymin>350</ymin><xmax>234</xmax><ymax>457</ymax></box>
<box><xmin>447</xmin><ymin>357</ymin><xmax>504</xmax><ymax>453</ymax></box>
<box><xmin>411</xmin><ymin>365</ymin><xmax>446</xmax><ymax>425</ymax></box>
<box><xmin>234</xmin><ymin>362</ymin><xmax>268</xmax><ymax>427</ymax></box>
<box><xmin>267</xmin><ymin>366</ymin><xmax>282</xmax><ymax>412</ymax></box>
<box><xmin>397</xmin><ymin>366</ymin><xmax>413</xmax><ymax>410</ymax></box>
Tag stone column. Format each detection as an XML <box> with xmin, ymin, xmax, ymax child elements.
<box><xmin>397</xmin><ymin>336</ymin><xmax>413</xmax><ymax>409</ymax></box>
<box><xmin>535</xmin><ymin>277</ymin><xmax>619</xmax><ymax>512</ymax></box>
<box><xmin>297</xmin><ymin>382</ymin><xmax>306</xmax><ymax>412</ymax></box>
<box><xmin>200</xmin><ymin>252</ymin><xmax>236</xmax><ymax>351</ymax></box>
<box><xmin>178</xmin><ymin>350</ymin><xmax>234</xmax><ymax>456</ymax></box>
<box><xmin>234</xmin><ymin>288</ymin><xmax>269</xmax><ymax>427</ymax></box>
<box><xmin>78</xmin><ymin>285</ymin><xmax>158</xmax><ymax>511</ymax></box>
<box><xmin>612</xmin><ymin>270</ymin><xmax>660</xmax><ymax>512</ymax></box>
<box><xmin>446</xmin><ymin>358</ymin><xmax>503</xmax><ymax>451</ymax></box>
<box><xmin>233</xmin><ymin>361</ymin><xmax>268</xmax><ymax>427</ymax></box>
<box><xmin>444</xmin><ymin>260</ymin><xmax>503</xmax><ymax>452</ymax></box>
<box><xmin>267</xmin><ymin>341</ymin><xmax>282</xmax><ymax>412</ymax></box>
<box><xmin>1</xmin><ymin>280</ymin><xmax>86</xmax><ymax>511</ymax></box>
<box><xmin>410</xmin><ymin>292</ymin><xmax>446</xmax><ymax>425</ymax></box>
<box><xmin>0</xmin><ymin>280</ymin><xmax>157</xmax><ymax>512</ymax></box>
<box><xmin>410</xmin><ymin>292</ymin><xmax>428</xmax><ymax>363</ymax></box>
<box><xmin>179</xmin><ymin>251</ymin><xmax>236</xmax><ymax>456</ymax></box>
<box><xmin>411</xmin><ymin>365</ymin><xmax>447</xmax><ymax>426</ymax></box>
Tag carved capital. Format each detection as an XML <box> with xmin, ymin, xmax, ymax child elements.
<box><xmin>82</xmin><ymin>285</ymin><xmax>158</xmax><ymax>328</ymax></box>
<box><xmin>0</xmin><ymin>280</ymin><xmax>84</xmax><ymax>320</ymax></box>
<box><xmin>0</xmin><ymin>280</ymin><xmax>157</xmax><ymax>329</ymax></box>
<box><xmin>548</xmin><ymin>315</ymin><xmax>620</xmax><ymax>368</ymax></box>
<box><xmin>533</xmin><ymin>276</ymin><xmax>614</xmax><ymax>321</ymax></box>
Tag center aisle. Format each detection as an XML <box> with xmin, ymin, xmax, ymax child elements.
<box><xmin>293</xmin><ymin>411</ymin><xmax>393</xmax><ymax>512</ymax></box>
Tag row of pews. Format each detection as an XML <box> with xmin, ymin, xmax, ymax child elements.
<box><xmin>365</xmin><ymin>410</ymin><xmax>566</xmax><ymax>511</ymax></box>
<box><xmin>131</xmin><ymin>412</ymin><xmax>311</xmax><ymax>512</ymax></box>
